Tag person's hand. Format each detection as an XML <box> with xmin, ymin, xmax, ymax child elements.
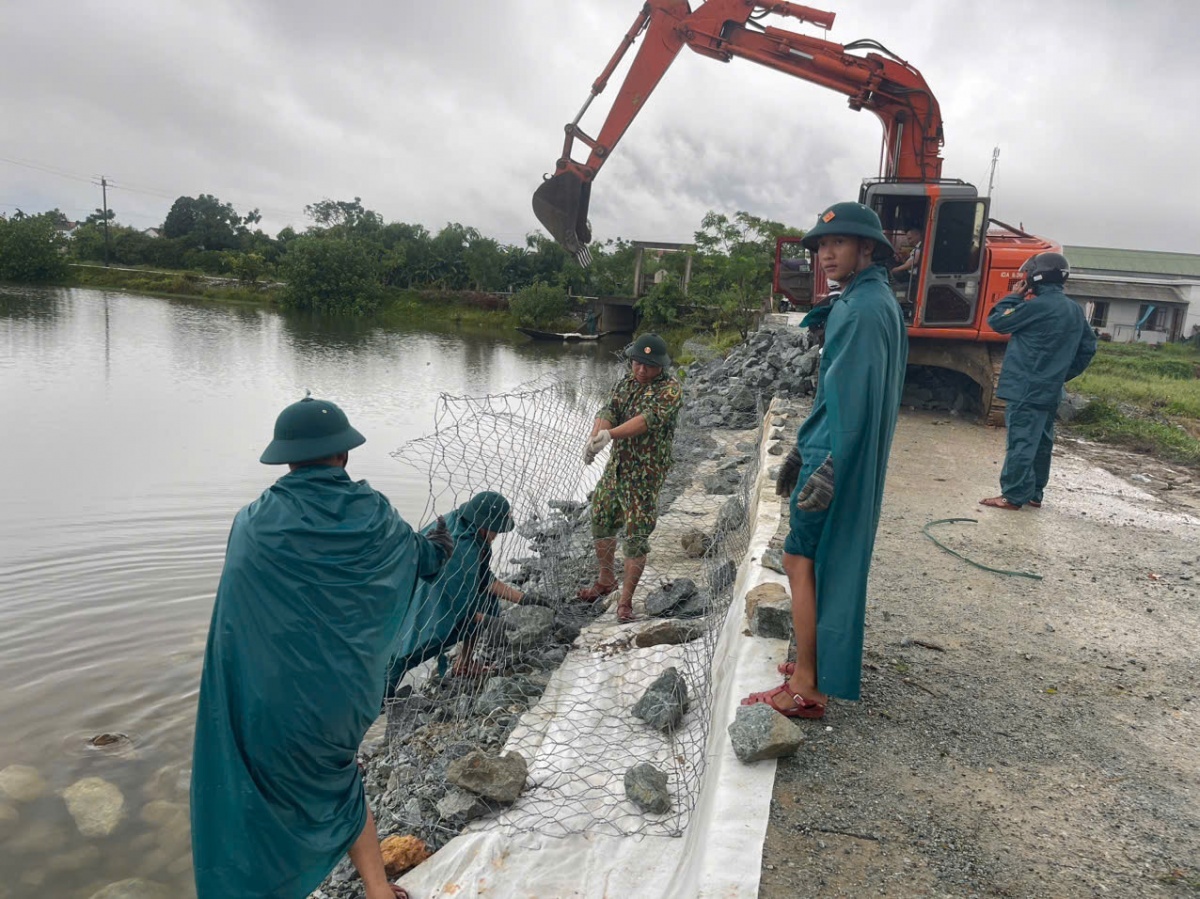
<box><xmin>794</xmin><ymin>455</ymin><xmax>834</xmax><ymax>511</ymax></box>
<box><xmin>519</xmin><ymin>587</ymin><xmax>553</xmax><ymax>607</ymax></box>
<box><xmin>428</xmin><ymin>515</ymin><xmax>454</xmax><ymax>559</ymax></box>
<box><xmin>776</xmin><ymin>447</ymin><xmax>803</xmax><ymax>497</ymax></box>
<box><xmin>583</xmin><ymin>430</ymin><xmax>611</xmax><ymax>465</ymax></box>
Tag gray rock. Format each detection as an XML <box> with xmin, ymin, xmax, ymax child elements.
<box><xmin>1057</xmin><ymin>391</ymin><xmax>1091</xmax><ymax>423</ymax></box>
<box><xmin>728</xmin><ymin>386</ymin><xmax>758</xmax><ymax>412</ymax></box>
<box><xmin>702</xmin><ymin>473</ymin><xmax>737</xmax><ymax>495</ymax></box>
<box><xmin>631</xmin><ymin>667</ymin><xmax>690</xmax><ymax>733</ymax></box>
<box><xmin>751</xmin><ymin>594</ymin><xmax>793</xmax><ymax>639</ymax></box>
<box><xmin>436</xmin><ymin>788</ymin><xmax>489</xmax><ymax>822</ymax></box>
<box><xmin>645</xmin><ymin>579</ymin><xmax>698</xmax><ymax>617</ymax></box>
<box><xmin>503</xmin><ymin>604</ymin><xmax>556</xmax><ymax>649</ymax></box>
<box><xmin>760</xmin><ymin>547</ymin><xmax>785</xmax><ymax>575</ymax></box>
<box><xmin>473</xmin><ymin>677</ymin><xmax>539</xmax><ymax>716</ymax></box>
<box><xmin>727</xmin><ymin>704</ymin><xmax>804</xmax><ymax>763</ymax></box>
<box><xmin>87</xmin><ymin>880</ymin><xmax>171</xmax><ymax>899</ymax></box>
<box><xmin>446</xmin><ymin>751</ymin><xmax>528</xmax><ymax>803</ymax></box>
<box><xmin>633</xmin><ymin>620</ymin><xmax>704</xmax><ymax>648</ymax></box>
<box><xmin>766</xmin><ymin>442</ymin><xmax>784</xmax><ymax>456</ymax></box>
<box><xmin>624</xmin><ymin>763</ymin><xmax>671</xmax><ymax>814</ymax></box>
<box><xmin>715</xmin><ymin>497</ymin><xmax>746</xmax><ymax>536</ymax></box>
<box><xmin>672</xmin><ymin>589</ymin><xmax>714</xmax><ymax>619</ymax></box>
<box><xmin>711</xmin><ymin>560</ymin><xmax>738</xmax><ymax>593</ymax></box>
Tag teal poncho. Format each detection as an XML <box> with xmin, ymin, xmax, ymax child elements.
<box><xmin>190</xmin><ymin>465</ymin><xmax>444</xmax><ymax>899</ymax></box>
<box><xmin>385</xmin><ymin>508</ymin><xmax>496</xmax><ymax>693</ymax></box>
<box><xmin>791</xmin><ymin>264</ymin><xmax>908</xmax><ymax>700</ymax></box>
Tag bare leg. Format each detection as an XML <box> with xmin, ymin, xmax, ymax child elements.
<box><xmin>348</xmin><ymin>805</ymin><xmax>397</xmax><ymax>899</ymax></box>
<box><xmin>782</xmin><ymin>552</ymin><xmax>826</xmax><ymax>704</ymax></box>
<box><xmin>595</xmin><ymin>538</ymin><xmax>618</xmax><ymax>588</ymax></box>
<box><xmin>617</xmin><ymin>555</ymin><xmax>646</xmax><ymax>619</ymax></box>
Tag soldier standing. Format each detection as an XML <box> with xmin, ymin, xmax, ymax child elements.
<box><xmin>578</xmin><ymin>334</ymin><xmax>683</xmax><ymax>622</ymax></box>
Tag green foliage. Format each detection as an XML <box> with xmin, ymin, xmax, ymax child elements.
<box><xmin>162</xmin><ymin>194</ymin><xmax>247</xmax><ymax>251</ymax></box>
<box><xmin>225</xmin><ymin>251</ymin><xmax>268</xmax><ymax>285</ymax></box>
<box><xmin>510</xmin><ymin>281</ymin><xmax>568</xmax><ymax>328</ymax></box>
<box><xmin>1071</xmin><ymin>399</ymin><xmax>1200</xmax><ymax>466</ymax></box>
<box><xmin>1072</xmin><ymin>342</ymin><xmax>1200</xmax><ymax>418</ymax></box>
<box><xmin>279</xmin><ymin>237</ymin><xmax>382</xmax><ymax>314</ymax></box>
<box><xmin>636</xmin><ymin>278</ymin><xmax>685</xmax><ymax>328</ymax></box>
<box><xmin>688</xmin><ymin>210</ymin><xmax>801</xmax><ymax>337</ymax></box>
<box><xmin>0</xmin><ymin>213</ymin><xmax>69</xmax><ymax>283</ymax></box>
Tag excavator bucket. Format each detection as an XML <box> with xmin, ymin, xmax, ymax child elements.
<box><xmin>533</xmin><ymin>171</ymin><xmax>593</xmax><ymax>266</ymax></box>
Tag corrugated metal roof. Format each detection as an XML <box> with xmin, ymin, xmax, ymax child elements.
<box><xmin>1064</xmin><ymin>246</ymin><xmax>1200</xmax><ymax>278</ymax></box>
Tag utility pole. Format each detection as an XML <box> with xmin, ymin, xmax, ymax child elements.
<box><xmin>986</xmin><ymin>147</ymin><xmax>1000</xmax><ymax>197</ymax></box>
<box><xmin>101</xmin><ymin>176</ymin><xmax>111</xmax><ymax>267</ymax></box>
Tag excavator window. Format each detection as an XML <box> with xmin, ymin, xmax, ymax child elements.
<box><xmin>930</xmin><ymin>201</ymin><xmax>986</xmax><ymax>274</ymax></box>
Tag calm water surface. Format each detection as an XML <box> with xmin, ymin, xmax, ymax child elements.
<box><xmin>0</xmin><ymin>285</ymin><xmax>621</xmax><ymax>896</ymax></box>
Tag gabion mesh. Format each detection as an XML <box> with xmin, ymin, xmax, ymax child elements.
<box><xmin>384</xmin><ymin>364</ymin><xmax>762</xmax><ymax>847</ymax></box>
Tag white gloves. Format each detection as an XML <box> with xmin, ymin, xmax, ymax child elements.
<box><xmin>582</xmin><ymin>430</ymin><xmax>612</xmax><ymax>466</ymax></box>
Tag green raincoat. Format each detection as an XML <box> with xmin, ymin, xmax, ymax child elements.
<box><xmin>385</xmin><ymin>508</ymin><xmax>497</xmax><ymax>694</ymax></box>
<box><xmin>788</xmin><ymin>264</ymin><xmax>908</xmax><ymax>700</ymax></box>
<box><xmin>191</xmin><ymin>465</ymin><xmax>444</xmax><ymax>899</ymax></box>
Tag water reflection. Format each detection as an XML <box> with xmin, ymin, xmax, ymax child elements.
<box><xmin>0</xmin><ymin>285</ymin><xmax>622</xmax><ymax>897</ymax></box>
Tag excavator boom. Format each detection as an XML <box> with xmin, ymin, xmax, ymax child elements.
<box><xmin>533</xmin><ymin>0</ymin><xmax>944</xmax><ymax>263</ymax></box>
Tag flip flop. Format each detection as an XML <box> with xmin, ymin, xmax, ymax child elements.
<box><xmin>576</xmin><ymin>582</ymin><xmax>617</xmax><ymax>602</ymax></box>
<box><xmin>740</xmin><ymin>682</ymin><xmax>826</xmax><ymax>719</ymax></box>
<box><xmin>979</xmin><ymin>496</ymin><xmax>1022</xmax><ymax>511</ymax></box>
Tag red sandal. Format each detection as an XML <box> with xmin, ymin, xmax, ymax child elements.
<box><xmin>777</xmin><ymin>661</ymin><xmax>796</xmax><ymax>677</ymax></box>
<box><xmin>616</xmin><ymin>600</ymin><xmax>636</xmax><ymax>623</ymax></box>
<box><xmin>741</xmin><ymin>682</ymin><xmax>826</xmax><ymax>719</ymax></box>
<box><xmin>979</xmin><ymin>496</ymin><xmax>1022</xmax><ymax>511</ymax></box>
<box><xmin>576</xmin><ymin>582</ymin><xmax>617</xmax><ymax>602</ymax></box>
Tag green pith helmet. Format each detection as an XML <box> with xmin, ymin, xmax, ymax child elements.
<box><xmin>627</xmin><ymin>333</ymin><xmax>671</xmax><ymax>368</ymax></box>
<box><xmin>800</xmin><ymin>202</ymin><xmax>894</xmax><ymax>261</ymax></box>
<box><xmin>259</xmin><ymin>396</ymin><xmax>366</xmax><ymax>465</ymax></box>
<box><xmin>461</xmin><ymin>491</ymin><xmax>514</xmax><ymax>533</ymax></box>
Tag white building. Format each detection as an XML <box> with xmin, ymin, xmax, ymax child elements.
<box><xmin>1064</xmin><ymin>246</ymin><xmax>1200</xmax><ymax>344</ymax></box>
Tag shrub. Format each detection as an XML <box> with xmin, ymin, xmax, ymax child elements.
<box><xmin>636</xmin><ymin>279</ymin><xmax>685</xmax><ymax>328</ymax></box>
<box><xmin>279</xmin><ymin>236</ymin><xmax>382</xmax><ymax>314</ymax></box>
<box><xmin>0</xmin><ymin>214</ymin><xmax>68</xmax><ymax>283</ymax></box>
<box><xmin>510</xmin><ymin>281</ymin><xmax>567</xmax><ymax>328</ymax></box>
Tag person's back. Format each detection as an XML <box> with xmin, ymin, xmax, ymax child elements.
<box><xmin>192</xmin><ymin>397</ymin><xmax>447</xmax><ymax>899</ymax></box>
<box><xmin>991</xmin><ymin>282</ymin><xmax>1094</xmax><ymax>408</ymax></box>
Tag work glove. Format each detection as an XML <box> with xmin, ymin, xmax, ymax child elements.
<box><xmin>582</xmin><ymin>430</ymin><xmax>612</xmax><ymax>466</ymax></box>
<box><xmin>428</xmin><ymin>515</ymin><xmax>454</xmax><ymax>560</ymax></box>
<box><xmin>794</xmin><ymin>454</ymin><xmax>834</xmax><ymax>512</ymax></box>
<box><xmin>776</xmin><ymin>447</ymin><xmax>803</xmax><ymax>497</ymax></box>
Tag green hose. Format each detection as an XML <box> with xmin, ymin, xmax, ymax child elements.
<box><xmin>921</xmin><ymin>518</ymin><xmax>1043</xmax><ymax>580</ymax></box>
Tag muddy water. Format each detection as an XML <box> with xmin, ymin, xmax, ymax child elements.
<box><xmin>0</xmin><ymin>286</ymin><xmax>622</xmax><ymax>897</ymax></box>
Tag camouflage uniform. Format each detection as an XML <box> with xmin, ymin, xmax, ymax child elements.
<box><xmin>591</xmin><ymin>370</ymin><xmax>684</xmax><ymax>557</ymax></box>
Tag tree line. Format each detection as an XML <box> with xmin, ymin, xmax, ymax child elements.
<box><xmin>0</xmin><ymin>194</ymin><xmax>801</xmax><ymax>334</ymax></box>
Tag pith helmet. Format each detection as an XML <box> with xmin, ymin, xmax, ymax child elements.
<box><xmin>627</xmin><ymin>333</ymin><xmax>671</xmax><ymax>368</ymax></box>
<box><xmin>259</xmin><ymin>396</ymin><xmax>366</xmax><ymax>465</ymax></box>
<box><xmin>801</xmin><ymin>202</ymin><xmax>894</xmax><ymax>260</ymax></box>
<box><xmin>461</xmin><ymin>491</ymin><xmax>514</xmax><ymax>533</ymax></box>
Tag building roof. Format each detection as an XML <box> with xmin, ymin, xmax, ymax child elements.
<box><xmin>1064</xmin><ymin>245</ymin><xmax>1200</xmax><ymax>278</ymax></box>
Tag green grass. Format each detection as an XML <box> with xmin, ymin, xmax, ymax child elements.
<box><xmin>1065</xmin><ymin>343</ymin><xmax>1200</xmax><ymax>464</ymax></box>
<box><xmin>66</xmin><ymin>265</ymin><xmax>274</xmax><ymax>305</ymax></box>
<box><xmin>376</xmin><ymin>288</ymin><xmax>517</xmax><ymax>332</ymax></box>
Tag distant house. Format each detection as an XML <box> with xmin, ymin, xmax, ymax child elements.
<box><xmin>56</xmin><ymin>220</ymin><xmax>79</xmax><ymax>238</ymax></box>
<box><xmin>142</xmin><ymin>228</ymin><xmax>161</xmax><ymax>239</ymax></box>
<box><xmin>1064</xmin><ymin>246</ymin><xmax>1200</xmax><ymax>344</ymax></box>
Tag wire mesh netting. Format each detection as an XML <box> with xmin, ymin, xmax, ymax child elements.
<box><xmin>379</xmin><ymin>363</ymin><xmax>764</xmax><ymax>848</ymax></box>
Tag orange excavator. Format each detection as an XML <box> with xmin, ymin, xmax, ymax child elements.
<box><xmin>532</xmin><ymin>0</ymin><xmax>1060</xmax><ymax>423</ymax></box>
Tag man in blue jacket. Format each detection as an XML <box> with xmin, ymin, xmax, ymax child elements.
<box><xmin>980</xmin><ymin>252</ymin><xmax>1096</xmax><ymax>510</ymax></box>
<box><xmin>191</xmin><ymin>396</ymin><xmax>452</xmax><ymax>899</ymax></box>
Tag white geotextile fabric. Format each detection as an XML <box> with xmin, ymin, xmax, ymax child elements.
<box><xmin>397</xmin><ymin>428</ymin><xmax>791</xmax><ymax>898</ymax></box>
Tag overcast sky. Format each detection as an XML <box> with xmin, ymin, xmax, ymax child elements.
<box><xmin>2</xmin><ymin>0</ymin><xmax>1196</xmax><ymax>254</ymax></box>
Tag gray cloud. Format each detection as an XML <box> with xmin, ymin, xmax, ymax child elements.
<box><xmin>2</xmin><ymin>0</ymin><xmax>1196</xmax><ymax>252</ymax></box>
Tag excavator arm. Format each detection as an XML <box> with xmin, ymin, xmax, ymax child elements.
<box><xmin>533</xmin><ymin>0</ymin><xmax>944</xmax><ymax>263</ymax></box>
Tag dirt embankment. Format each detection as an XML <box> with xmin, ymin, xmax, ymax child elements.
<box><xmin>760</xmin><ymin>410</ymin><xmax>1200</xmax><ymax>898</ymax></box>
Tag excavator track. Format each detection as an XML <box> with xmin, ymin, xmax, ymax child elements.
<box><xmin>906</xmin><ymin>338</ymin><xmax>1008</xmax><ymax>427</ymax></box>
<box><xmin>986</xmin><ymin>343</ymin><xmax>1008</xmax><ymax>428</ymax></box>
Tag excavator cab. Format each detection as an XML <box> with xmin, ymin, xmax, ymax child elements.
<box><xmin>533</xmin><ymin>170</ymin><xmax>594</xmax><ymax>266</ymax></box>
<box><xmin>861</xmin><ymin>180</ymin><xmax>990</xmax><ymax>331</ymax></box>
